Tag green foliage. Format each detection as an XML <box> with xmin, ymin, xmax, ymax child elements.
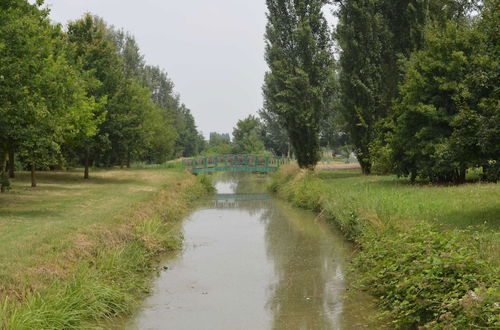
<box><xmin>336</xmin><ymin>0</ymin><xmax>387</xmax><ymax>174</ymax></box>
<box><xmin>258</xmin><ymin>108</ymin><xmax>290</xmax><ymax>156</ymax></box>
<box><xmin>271</xmin><ymin>166</ymin><xmax>500</xmax><ymax>328</ymax></box>
<box><xmin>0</xmin><ymin>4</ymin><xmax>100</xmax><ymax>186</ymax></box>
<box><xmin>392</xmin><ymin>11</ymin><xmax>499</xmax><ymax>183</ymax></box>
<box><xmin>335</xmin><ymin>0</ymin><xmax>482</xmax><ymax>175</ymax></box>
<box><xmin>263</xmin><ymin>0</ymin><xmax>334</xmax><ymax>168</ymax></box>
<box><xmin>353</xmin><ymin>224</ymin><xmax>499</xmax><ymax>329</ymax></box>
<box><xmin>203</xmin><ymin>143</ymin><xmax>233</xmax><ymax>156</ymax></box>
<box><xmin>197</xmin><ymin>175</ymin><xmax>215</xmax><ymax>194</ymax></box>
<box><xmin>0</xmin><ymin>8</ymin><xmax>203</xmax><ymax>185</ymax></box>
<box><xmin>232</xmin><ymin>115</ymin><xmax>265</xmax><ymax>154</ymax></box>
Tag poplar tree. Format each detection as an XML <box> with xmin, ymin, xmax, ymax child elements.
<box><xmin>263</xmin><ymin>0</ymin><xmax>333</xmax><ymax>168</ymax></box>
<box><xmin>336</xmin><ymin>0</ymin><xmax>386</xmax><ymax>174</ymax></box>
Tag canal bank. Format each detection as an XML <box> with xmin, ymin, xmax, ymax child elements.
<box><xmin>125</xmin><ymin>172</ymin><xmax>381</xmax><ymax>329</ymax></box>
<box><xmin>270</xmin><ymin>165</ymin><xmax>499</xmax><ymax>329</ymax></box>
<box><xmin>0</xmin><ymin>169</ymin><xmax>211</xmax><ymax>329</ymax></box>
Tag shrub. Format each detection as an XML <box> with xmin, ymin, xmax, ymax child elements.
<box><xmin>352</xmin><ymin>224</ymin><xmax>499</xmax><ymax>329</ymax></box>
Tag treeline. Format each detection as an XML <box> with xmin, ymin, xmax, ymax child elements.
<box><xmin>206</xmin><ymin>114</ymin><xmax>293</xmax><ymax>157</ymax></box>
<box><xmin>263</xmin><ymin>0</ymin><xmax>499</xmax><ymax>183</ymax></box>
<box><xmin>0</xmin><ymin>0</ymin><xmax>204</xmax><ymax>189</ymax></box>
<box><xmin>205</xmin><ymin>116</ymin><xmax>267</xmax><ymax>156</ymax></box>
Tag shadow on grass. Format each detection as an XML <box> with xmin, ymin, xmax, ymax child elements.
<box><xmin>10</xmin><ymin>171</ymin><xmax>141</xmax><ymax>186</ymax></box>
<box><xmin>0</xmin><ymin>208</ymin><xmax>60</xmax><ymax>219</ymax></box>
<box><xmin>437</xmin><ymin>205</ymin><xmax>500</xmax><ymax>230</ymax></box>
<box><xmin>316</xmin><ymin>169</ymin><xmax>363</xmax><ymax>180</ymax></box>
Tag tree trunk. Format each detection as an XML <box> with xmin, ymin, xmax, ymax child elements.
<box><xmin>8</xmin><ymin>149</ymin><xmax>15</xmax><ymax>178</ymax></box>
<box><xmin>31</xmin><ymin>162</ymin><xmax>36</xmax><ymax>188</ymax></box>
<box><xmin>126</xmin><ymin>151</ymin><xmax>131</xmax><ymax>168</ymax></box>
<box><xmin>0</xmin><ymin>151</ymin><xmax>6</xmax><ymax>174</ymax></box>
<box><xmin>84</xmin><ymin>148</ymin><xmax>90</xmax><ymax>179</ymax></box>
<box><xmin>0</xmin><ymin>151</ymin><xmax>6</xmax><ymax>193</ymax></box>
<box><xmin>56</xmin><ymin>155</ymin><xmax>63</xmax><ymax>170</ymax></box>
<box><xmin>359</xmin><ymin>159</ymin><xmax>372</xmax><ymax>175</ymax></box>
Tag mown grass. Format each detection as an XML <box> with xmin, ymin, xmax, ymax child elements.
<box><xmin>0</xmin><ymin>168</ymin><xmax>210</xmax><ymax>329</ymax></box>
<box><xmin>271</xmin><ymin>164</ymin><xmax>499</xmax><ymax>329</ymax></box>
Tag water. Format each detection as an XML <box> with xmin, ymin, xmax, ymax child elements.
<box><xmin>126</xmin><ymin>172</ymin><xmax>380</xmax><ymax>330</ymax></box>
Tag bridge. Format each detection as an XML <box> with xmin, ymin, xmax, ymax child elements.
<box><xmin>183</xmin><ymin>155</ymin><xmax>291</xmax><ymax>174</ymax></box>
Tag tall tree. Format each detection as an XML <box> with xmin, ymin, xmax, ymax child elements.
<box><xmin>66</xmin><ymin>14</ymin><xmax>123</xmax><ymax>177</ymax></box>
<box><xmin>263</xmin><ymin>0</ymin><xmax>334</xmax><ymax>168</ymax></box>
<box><xmin>335</xmin><ymin>0</ymin><xmax>387</xmax><ymax>174</ymax></box>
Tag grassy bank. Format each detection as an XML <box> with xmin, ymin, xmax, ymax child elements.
<box><xmin>271</xmin><ymin>164</ymin><xmax>499</xmax><ymax>329</ymax></box>
<box><xmin>0</xmin><ymin>168</ymin><xmax>211</xmax><ymax>329</ymax></box>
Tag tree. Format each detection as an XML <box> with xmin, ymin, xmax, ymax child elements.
<box><xmin>259</xmin><ymin>108</ymin><xmax>291</xmax><ymax>156</ymax></box>
<box><xmin>232</xmin><ymin>115</ymin><xmax>265</xmax><ymax>154</ymax></box>
<box><xmin>66</xmin><ymin>14</ymin><xmax>124</xmax><ymax>177</ymax></box>
<box><xmin>335</xmin><ymin>0</ymin><xmax>387</xmax><ymax>174</ymax></box>
<box><xmin>0</xmin><ymin>1</ymin><xmax>98</xmax><ymax>187</ymax></box>
<box><xmin>263</xmin><ymin>0</ymin><xmax>334</xmax><ymax>168</ymax></box>
<box><xmin>391</xmin><ymin>7</ymin><xmax>499</xmax><ymax>183</ymax></box>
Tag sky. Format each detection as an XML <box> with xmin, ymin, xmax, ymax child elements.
<box><xmin>43</xmin><ymin>1</ymin><xmax>335</xmax><ymax>138</ymax></box>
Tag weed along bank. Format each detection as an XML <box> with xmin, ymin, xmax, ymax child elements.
<box><xmin>0</xmin><ymin>168</ymin><xmax>211</xmax><ymax>328</ymax></box>
<box><xmin>270</xmin><ymin>164</ymin><xmax>499</xmax><ymax>329</ymax></box>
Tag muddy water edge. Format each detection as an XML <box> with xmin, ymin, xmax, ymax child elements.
<box><xmin>121</xmin><ymin>172</ymin><xmax>382</xmax><ymax>330</ymax></box>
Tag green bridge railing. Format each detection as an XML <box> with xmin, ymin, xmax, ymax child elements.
<box><xmin>183</xmin><ymin>154</ymin><xmax>291</xmax><ymax>174</ymax></box>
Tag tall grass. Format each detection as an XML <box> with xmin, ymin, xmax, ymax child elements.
<box><xmin>0</xmin><ymin>170</ymin><xmax>211</xmax><ymax>329</ymax></box>
<box><xmin>271</xmin><ymin>164</ymin><xmax>499</xmax><ymax>328</ymax></box>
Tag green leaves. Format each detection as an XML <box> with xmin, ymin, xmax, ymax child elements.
<box><xmin>263</xmin><ymin>0</ymin><xmax>333</xmax><ymax>168</ymax></box>
<box><xmin>392</xmin><ymin>14</ymin><xmax>499</xmax><ymax>183</ymax></box>
<box><xmin>352</xmin><ymin>223</ymin><xmax>499</xmax><ymax>328</ymax></box>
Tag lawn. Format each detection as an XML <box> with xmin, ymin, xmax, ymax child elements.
<box><xmin>314</xmin><ymin>169</ymin><xmax>500</xmax><ymax>230</ymax></box>
<box><xmin>0</xmin><ymin>167</ymin><xmax>209</xmax><ymax>327</ymax></box>
<box><xmin>0</xmin><ymin>169</ymin><xmax>192</xmax><ymax>284</ymax></box>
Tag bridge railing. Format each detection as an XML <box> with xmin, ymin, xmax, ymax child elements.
<box><xmin>183</xmin><ymin>154</ymin><xmax>291</xmax><ymax>174</ymax></box>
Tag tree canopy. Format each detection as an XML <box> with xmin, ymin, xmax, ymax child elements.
<box><xmin>263</xmin><ymin>0</ymin><xmax>334</xmax><ymax>168</ymax></box>
<box><xmin>0</xmin><ymin>3</ymin><xmax>204</xmax><ymax>189</ymax></box>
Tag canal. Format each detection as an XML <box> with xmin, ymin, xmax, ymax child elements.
<box><xmin>126</xmin><ymin>172</ymin><xmax>380</xmax><ymax>329</ymax></box>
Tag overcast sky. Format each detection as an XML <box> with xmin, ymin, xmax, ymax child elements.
<box><xmin>43</xmin><ymin>1</ymin><xmax>334</xmax><ymax>138</ymax></box>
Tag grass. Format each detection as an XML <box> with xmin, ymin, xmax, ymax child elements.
<box><xmin>315</xmin><ymin>169</ymin><xmax>499</xmax><ymax>230</ymax></box>
<box><xmin>271</xmin><ymin>164</ymin><xmax>499</xmax><ymax>328</ymax></box>
<box><xmin>0</xmin><ymin>168</ymin><xmax>210</xmax><ymax>329</ymax></box>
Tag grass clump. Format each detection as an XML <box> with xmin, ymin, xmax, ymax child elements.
<box><xmin>0</xmin><ymin>168</ymin><xmax>211</xmax><ymax>329</ymax></box>
<box><xmin>271</xmin><ymin>164</ymin><xmax>499</xmax><ymax>328</ymax></box>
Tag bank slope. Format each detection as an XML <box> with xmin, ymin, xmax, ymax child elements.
<box><xmin>271</xmin><ymin>164</ymin><xmax>499</xmax><ymax>329</ymax></box>
<box><xmin>0</xmin><ymin>169</ymin><xmax>211</xmax><ymax>329</ymax></box>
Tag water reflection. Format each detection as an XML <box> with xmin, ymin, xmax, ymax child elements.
<box><xmin>126</xmin><ymin>172</ymin><xmax>378</xmax><ymax>330</ymax></box>
<box><xmin>261</xmin><ymin>202</ymin><xmax>351</xmax><ymax>329</ymax></box>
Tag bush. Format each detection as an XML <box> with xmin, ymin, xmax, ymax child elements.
<box><xmin>482</xmin><ymin>161</ymin><xmax>500</xmax><ymax>183</ymax></box>
<box><xmin>352</xmin><ymin>224</ymin><xmax>499</xmax><ymax>329</ymax></box>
